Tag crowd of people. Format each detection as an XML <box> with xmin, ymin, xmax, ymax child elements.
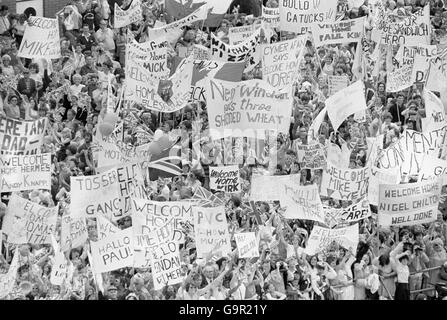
<box><xmin>0</xmin><ymin>0</ymin><xmax>447</xmax><ymax>301</ymax></box>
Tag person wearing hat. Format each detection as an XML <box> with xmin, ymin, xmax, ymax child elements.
<box><xmin>0</xmin><ymin>5</ymin><xmax>10</xmax><ymax>36</ymax></box>
<box><xmin>1</xmin><ymin>54</ymin><xmax>14</xmax><ymax>77</ymax></box>
<box><xmin>390</xmin><ymin>242</ymin><xmax>412</xmax><ymax>300</ymax></box>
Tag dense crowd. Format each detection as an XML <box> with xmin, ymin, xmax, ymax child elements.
<box><xmin>0</xmin><ymin>0</ymin><xmax>447</xmax><ymax>301</ymax></box>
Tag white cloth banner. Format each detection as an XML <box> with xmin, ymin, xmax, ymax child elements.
<box><xmin>250</xmin><ymin>174</ymin><xmax>301</xmax><ymax>201</ymax></box>
<box><xmin>205</xmin><ymin>78</ymin><xmax>293</xmax><ymax>139</ymax></box>
<box><xmin>6</xmin><ymin>194</ymin><xmax>58</xmax><ymax>245</ymax></box>
<box><xmin>421</xmin><ymin>89</ymin><xmax>446</xmax><ymax>132</ymax></box>
<box><xmin>279</xmin><ymin>0</ymin><xmax>338</xmax><ymax>34</ymax></box>
<box><xmin>326</xmin><ymin>80</ymin><xmax>367</xmax><ymax>131</ymax></box>
<box><xmin>312</xmin><ymin>17</ymin><xmax>365</xmax><ymax>47</ymax></box>
<box><xmin>321</xmin><ymin>161</ymin><xmax>369</xmax><ymax>201</ymax></box>
<box><xmin>210</xmin><ymin>28</ymin><xmax>262</xmax><ymax>72</ymax></box>
<box><xmin>378</xmin><ymin>179</ymin><xmax>441</xmax><ymax>227</ymax></box>
<box><xmin>279</xmin><ymin>183</ymin><xmax>325</xmax><ymax>223</ymax></box>
<box><xmin>148</xmin><ymin>5</ymin><xmax>209</xmax><ymax>43</ymax></box>
<box><xmin>261</xmin><ymin>35</ymin><xmax>307</xmax><ymax>88</ymax></box>
<box><xmin>0</xmin><ymin>117</ymin><xmax>48</xmax><ymax>155</ymax></box>
<box><xmin>125</xmin><ymin>56</ymin><xmax>193</xmax><ymax>113</ymax></box>
<box><xmin>305</xmin><ymin>224</ymin><xmax>359</xmax><ymax>255</ymax></box>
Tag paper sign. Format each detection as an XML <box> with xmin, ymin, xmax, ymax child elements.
<box><xmin>368</xmin><ymin>166</ymin><xmax>400</xmax><ymax>206</ymax></box>
<box><xmin>0</xmin><ymin>117</ymin><xmax>47</xmax><ymax>155</ymax></box>
<box><xmin>97</xmin><ymin>215</ymin><xmax>120</xmax><ymax>240</ymax></box>
<box><xmin>210</xmin><ymin>29</ymin><xmax>262</xmax><ymax>72</ymax></box>
<box><xmin>386</xmin><ymin>64</ymin><xmax>413</xmax><ymax>93</ymax></box>
<box><xmin>262</xmin><ymin>6</ymin><xmax>280</xmax><ymax>27</ymax></box>
<box><xmin>296</xmin><ymin>143</ymin><xmax>325</xmax><ymax>169</ymax></box>
<box><xmin>229</xmin><ymin>25</ymin><xmax>256</xmax><ymax>45</ymax></box>
<box><xmin>328</xmin><ymin>75</ymin><xmax>349</xmax><ymax>96</ymax></box>
<box><xmin>90</xmin><ymin>227</ymin><xmax>134</xmax><ymax>273</ymax></box>
<box><xmin>209</xmin><ymin>165</ymin><xmax>240</xmax><ymax>193</ymax></box>
<box><xmin>132</xmin><ymin>198</ymin><xmax>193</xmax><ymax>243</ymax></box>
<box><xmin>279</xmin><ymin>183</ymin><xmax>325</xmax><ymax>223</ymax></box>
<box><xmin>193</xmin><ymin>206</ymin><xmax>231</xmax><ymax>259</ymax></box>
<box><xmin>60</xmin><ymin>213</ymin><xmax>88</xmax><ymax>252</ymax></box>
<box><xmin>18</xmin><ymin>17</ymin><xmax>60</xmax><ymax>59</ymax></box>
<box><xmin>321</xmin><ymin>161</ymin><xmax>369</xmax><ymax>201</ymax></box>
<box><xmin>50</xmin><ymin>252</ymin><xmax>68</xmax><ymax>286</ymax></box>
<box><xmin>421</xmin><ymin>89</ymin><xmax>446</xmax><ymax>132</ymax></box>
<box><xmin>0</xmin><ymin>153</ymin><xmax>51</xmax><ymax>192</ymax></box>
<box><xmin>235</xmin><ymin>232</ymin><xmax>259</xmax><ymax>258</ymax></box>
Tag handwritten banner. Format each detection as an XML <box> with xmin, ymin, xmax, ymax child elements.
<box><xmin>229</xmin><ymin>25</ymin><xmax>257</xmax><ymax>45</ymax></box>
<box><xmin>377</xmin><ymin>5</ymin><xmax>430</xmax><ymax>46</ymax></box>
<box><xmin>235</xmin><ymin>232</ymin><xmax>259</xmax><ymax>258</ymax></box>
<box><xmin>193</xmin><ymin>206</ymin><xmax>231</xmax><ymax>259</ymax></box>
<box><xmin>125</xmin><ymin>38</ymin><xmax>169</xmax><ymax>79</ymax></box>
<box><xmin>261</xmin><ymin>36</ymin><xmax>307</xmax><ymax>88</ymax></box>
<box><xmin>209</xmin><ymin>165</ymin><xmax>240</xmax><ymax>193</ymax></box>
<box><xmin>386</xmin><ymin>64</ymin><xmax>413</xmax><ymax>93</ymax></box>
<box><xmin>148</xmin><ymin>223</ymin><xmax>185</xmax><ymax>290</ymax></box>
<box><xmin>210</xmin><ymin>28</ymin><xmax>262</xmax><ymax>72</ymax></box>
<box><xmin>132</xmin><ymin>198</ymin><xmax>193</xmax><ymax>243</ymax></box>
<box><xmin>6</xmin><ymin>194</ymin><xmax>58</xmax><ymax>245</ymax></box>
<box><xmin>262</xmin><ymin>6</ymin><xmax>280</xmax><ymax>27</ymax></box>
<box><xmin>327</xmin><ymin>75</ymin><xmax>349</xmax><ymax>96</ymax></box>
<box><xmin>321</xmin><ymin>161</ymin><xmax>369</xmax><ymax>201</ymax></box>
<box><xmin>125</xmin><ymin>56</ymin><xmax>193</xmax><ymax>113</ymax></box>
<box><xmin>378</xmin><ymin>179</ymin><xmax>441</xmax><ymax>227</ymax></box>
<box><xmin>114</xmin><ymin>0</ymin><xmax>143</xmax><ymax>28</ymax></box>
<box><xmin>90</xmin><ymin>227</ymin><xmax>134</xmax><ymax>273</ymax></box>
<box><xmin>279</xmin><ymin>0</ymin><xmax>337</xmax><ymax>34</ymax></box>
<box><xmin>305</xmin><ymin>224</ymin><xmax>359</xmax><ymax>255</ymax></box>
<box><xmin>0</xmin><ymin>153</ymin><xmax>51</xmax><ymax>192</ymax></box>
<box><xmin>18</xmin><ymin>16</ymin><xmax>60</xmax><ymax>59</ymax></box>
<box><xmin>296</xmin><ymin>143</ymin><xmax>325</xmax><ymax>169</ymax></box>
<box><xmin>312</xmin><ymin>17</ymin><xmax>364</xmax><ymax>46</ymax></box>
<box><xmin>418</xmin><ymin>155</ymin><xmax>447</xmax><ymax>185</ymax></box>
<box><xmin>60</xmin><ymin>213</ymin><xmax>88</xmax><ymax>252</ymax></box>
<box><xmin>70</xmin><ymin>163</ymin><xmax>144</xmax><ymax>221</ymax></box>
<box><xmin>279</xmin><ymin>183</ymin><xmax>325</xmax><ymax>223</ymax></box>
<box><xmin>0</xmin><ymin>117</ymin><xmax>47</xmax><ymax>155</ymax></box>
<box><xmin>205</xmin><ymin>78</ymin><xmax>293</xmax><ymax>139</ymax></box>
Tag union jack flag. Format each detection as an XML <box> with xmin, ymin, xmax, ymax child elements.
<box><xmin>147</xmin><ymin>138</ymin><xmax>183</xmax><ymax>181</ymax></box>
